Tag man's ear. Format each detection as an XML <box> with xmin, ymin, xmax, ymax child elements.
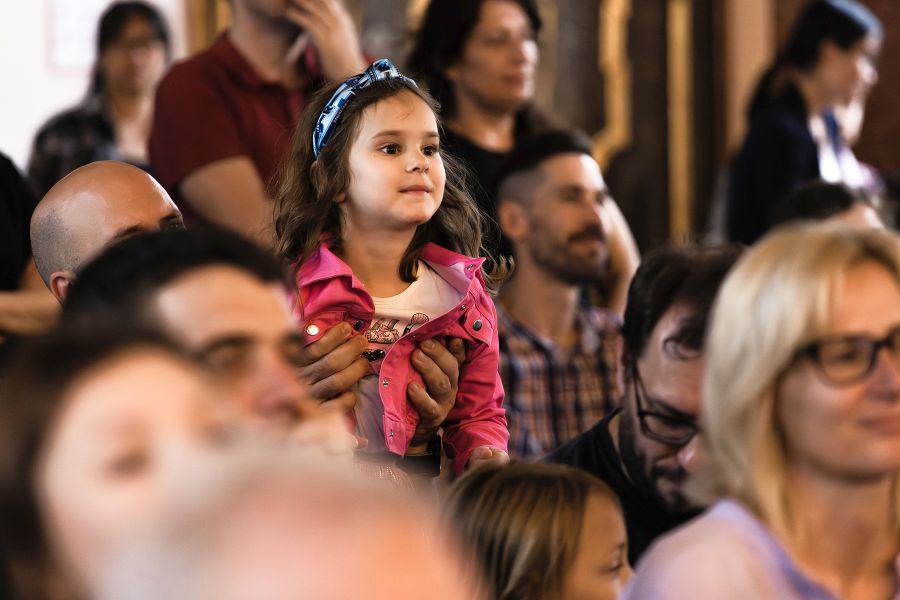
<box><xmin>49</xmin><ymin>270</ymin><xmax>76</xmax><ymax>303</ymax></box>
<box><xmin>497</xmin><ymin>200</ymin><xmax>529</xmax><ymax>242</ymax></box>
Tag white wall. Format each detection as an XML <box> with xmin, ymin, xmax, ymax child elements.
<box><xmin>0</xmin><ymin>0</ymin><xmax>188</xmax><ymax>171</ymax></box>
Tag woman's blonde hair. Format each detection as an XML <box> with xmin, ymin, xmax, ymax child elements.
<box><xmin>694</xmin><ymin>224</ymin><xmax>900</xmax><ymax>536</ymax></box>
<box><xmin>443</xmin><ymin>462</ymin><xmax>621</xmax><ymax>600</ymax></box>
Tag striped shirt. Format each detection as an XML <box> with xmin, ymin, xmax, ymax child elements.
<box><xmin>497</xmin><ymin>301</ymin><xmax>621</xmax><ymax>459</ymax></box>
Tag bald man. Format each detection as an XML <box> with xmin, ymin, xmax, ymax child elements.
<box><xmin>30</xmin><ymin>161</ymin><xmax>183</xmax><ymax>301</ymax></box>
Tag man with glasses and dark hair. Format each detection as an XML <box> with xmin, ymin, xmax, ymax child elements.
<box><xmin>547</xmin><ymin>244</ymin><xmax>742</xmax><ymax>563</ymax></box>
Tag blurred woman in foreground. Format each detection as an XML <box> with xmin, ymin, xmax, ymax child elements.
<box><xmin>0</xmin><ymin>328</ymin><xmax>227</xmax><ymax>600</ymax></box>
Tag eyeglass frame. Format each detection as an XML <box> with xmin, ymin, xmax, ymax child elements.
<box><xmin>798</xmin><ymin>324</ymin><xmax>900</xmax><ymax>386</ymax></box>
<box><xmin>630</xmin><ymin>363</ymin><xmax>700</xmax><ymax>447</ymax></box>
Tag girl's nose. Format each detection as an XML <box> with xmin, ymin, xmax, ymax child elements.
<box><xmin>408</xmin><ymin>156</ymin><xmax>429</xmax><ymax>172</ymax></box>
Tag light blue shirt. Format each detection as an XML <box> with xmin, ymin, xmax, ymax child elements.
<box><xmin>624</xmin><ymin>499</ymin><xmax>900</xmax><ymax>600</ymax></box>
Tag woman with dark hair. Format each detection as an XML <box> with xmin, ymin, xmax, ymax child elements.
<box><xmin>407</xmin><ymin>0</ymin><xmax>545</xmax><ymax>216</ymax></box>
<box><xmin>0</xmin><ymin>328</ymin><xmax>227</xmax><ymax>599</ymax></box>
<box><xmin>28</xmin><ymin>1</ymin><xmax>171</xmax><ymax>197</ymax></box>
<box><xmin>726</xmin><ymin>0</ymin><xmax>882</xmax><ymax>244</ymax></box>
<box><xmin>408</xmin><ymin>0</ymin><xmax>639</xmax><ymax>313</ymax></box>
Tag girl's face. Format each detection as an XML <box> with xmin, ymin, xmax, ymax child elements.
<box><xmin>341</xmin><ymin>90</ymin><xmax>446</xmax><ymax>236</ymax></box>
<box><xmin>36</xmin><ymin>350</ymin><xmax>228</xmax><ymax>594</ymax></box>
<box><xmin>819</xmin><ymin>34</ymin><xmax>880</xmax><ymax>107</ymax></box>
<box><xmin>560</xmin><ymin>493</ymin><xmax>631</xmax><ymax>600</ymax></box>
<box><xmin>777</xmin><ymin>260</ymin><xmax>900</xmax><ymax>482</ymax></box>
<box><xmin>445</xmin><ymin>0</ymin><xmax>538</xmax><ymax>114</ymax></box>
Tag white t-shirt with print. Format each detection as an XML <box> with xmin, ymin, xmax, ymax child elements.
<box><xmin>355</xmin><ymin>262</ymin><xmax>460</xmax><ymax>452</ymax></box>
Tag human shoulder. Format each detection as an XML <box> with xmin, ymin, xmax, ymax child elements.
<box><xmin>626</xmin><ymin>501</ymin><xmax>782</xmax><ymax>599</ymax></box>
<box><xmin>0</xmin><ymin>153</ymin><xmax>35</xmax><ymax>212</ymax></box>
<box><xmin>34</xmin><ymin>100</ymin><xmax>104</xmax><ymax>140</ymax></box>
<box><xmin>544</xmin><ymin>411</ymin><xmax>618</xmax><ymax>474</ymax></box>
<box><xmin>745</xmin><ymin>87</ymin><xmax>811</xmax><ymax>146</ymax></box>
<box><xmin>157</xmin><ymin>43</ymin><xmax>224</xmax><ymax>93</ymax></box>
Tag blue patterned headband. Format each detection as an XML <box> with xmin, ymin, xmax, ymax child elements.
<box><xmin>312</xmin><ymin>58</ymin><xmax>417</xmax><ymax>158</ymax></box>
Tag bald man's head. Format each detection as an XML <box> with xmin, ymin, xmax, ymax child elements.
<box><xmin>31</xmin><ymin>161</ymin><xmax>183</xmax><ymax>301</ymax></box>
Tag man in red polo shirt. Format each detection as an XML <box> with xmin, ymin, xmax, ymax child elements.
<box><xmin>150</xmin><ymin>0</ymin><xmax>366</xmax><ymax>246</ymax></box>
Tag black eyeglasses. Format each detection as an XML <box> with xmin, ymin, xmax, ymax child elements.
<box><xmin>800</xmin><ymin>324</ymin><xmax>900</xmax><ymax>386</ymax></box>
<box><xmin>632</xmin><ymin>366</ymin><xmax>699</xmax><ymax>447</ymax></box>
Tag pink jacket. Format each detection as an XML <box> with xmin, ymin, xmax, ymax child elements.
<box><xmin>296</xmin><ymin>242</ymin><xmax>508</xmax><ymax>474</ymax></box>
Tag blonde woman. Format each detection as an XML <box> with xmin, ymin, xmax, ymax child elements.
<box><xmin>626</xmin><ymin>224</ymin><xmax>900</xmax><ymax>600</ymax></box>
<box><xmin>445</xmin><ymin>462</ymin><xmax>631</xmax><ymax>600</ymax></box>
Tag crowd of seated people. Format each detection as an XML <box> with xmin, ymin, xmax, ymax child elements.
<box><xmin>1</xmin><ymin>0</ymin><xmax>898</xmax><ymax>599</ymax></box>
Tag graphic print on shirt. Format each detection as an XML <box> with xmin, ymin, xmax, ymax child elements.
<box><xmin>402</xmin><ymin>313</ymin><xmax>430</xmax><ymax>336</ymax></box>
<box><xmin>366</xmin><ymin>318</ymin><xmax>401</xmax><ymax>344</ymax></box>
<box><xmin>365</xmin><ymin>314</ymin><xmax>432</xmax><ymax>346</ymax></box>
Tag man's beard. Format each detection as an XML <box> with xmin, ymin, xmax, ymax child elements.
<box><xmin>618</xmin><ymin>408</ymin><xmax>692</xmax><ymax>515</ymax></box>
<box><xmin>246</xmin><ymin>4</ymin><xmax>303</xmax><ymax>37</ymax></box>
<box><xmin>528</xmin><ymin>224</ymin><xmax>610</xmax><ymax>285</ymax></box>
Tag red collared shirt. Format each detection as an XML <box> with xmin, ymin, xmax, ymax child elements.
<box><xmin>150</xmin><ymin>32</ymin><xmax>318</xmax><ymax>204</ymax></box>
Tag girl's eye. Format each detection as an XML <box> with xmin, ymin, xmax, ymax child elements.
<box><xmin>380</xmin><ymin>143</ymin><xmax>401</xmax><ymax>155</ymax></box>
<box><xmin>423</xmin><ymin>145</ymin><xmax>439</xmax><ymax>156</ymax></box>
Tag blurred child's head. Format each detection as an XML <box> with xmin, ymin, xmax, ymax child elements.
<box><xmin>275</xmin><ymin>60</ymin><xmax>488</xmax><ymax>284</ymax></box>
<box><xmin>776</xmin><ymin>180</ymin><xmax>886</xmax><ymax>229</ymax></box>
<box><xmin>444</xmin><ymin>462</ymin><xmax>631</xmax><ymax>600</ymax></box>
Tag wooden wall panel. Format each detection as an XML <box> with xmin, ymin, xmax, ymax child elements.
<box><xmin>854</xmin><ymin>0</ymin><xmax>900</xmax><ymax>174</ymax></box>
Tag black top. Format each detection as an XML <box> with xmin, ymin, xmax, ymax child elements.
<box><xmin>442</xmin><ymin>129</ymin><xmax>513</xmax><ymax>259</ymax></box>
<box><xmin>443</xmin><ymin>128</ymin><xmax>509</xmax><ymax>217</ymax></box>
<box><xmin>545</xmin><ymin>409</ymin><xmax>693</xmax><ymax>565</ymax></box>
<box><xmin>726</xmin><ymin>83</ymin><xmax>840</xmax><ymax>245</ymax></box>
<box><xmin>0</xmin><ymin>152</ymin><xmax>37</xmax><ymax>292</ymax></box>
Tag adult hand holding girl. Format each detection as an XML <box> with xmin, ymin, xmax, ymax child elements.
<box><xmin>298</xmin><ymin>323</ymin><xmax>467</xmax><ymax>440</ymax></box>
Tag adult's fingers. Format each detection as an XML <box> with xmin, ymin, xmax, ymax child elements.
<box><xmin>412</xmin><ymin>348</ymin><xmax>452</xmax><ymax>400</ymax></box>
<box><xmin>419</xmin><ymin>339</ymin><xmax>461</xmax><ymax>385</ymax></box>
<box><xmin>448</xmin><ymin>337</ymin><xmax>467</xmax><ymax>365</ymax></box>
<box><xmin>285</xmin><ymin>0</ymin><xmax>328</xmax><ymax>30</ymax></box>
<box><xmin>407</xmin><ymin>381</ymin><xmax>442</xmax><ymax>425</ymax></box>
<box><xmin>307</xmin><ymin>355</ymin><xmax>369</xmax><ymax>401</ymax></box>
<box><xmin>318</xmin><ymin>389</ymin><xmax>357</xmax><ymax>413</ymax></box>
<box><xmin>299</xmin><ymin>330</ymin><xmax>367</xmax><ymax>385</ymax></box>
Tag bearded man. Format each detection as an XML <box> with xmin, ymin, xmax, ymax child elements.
<box><xmin>494</xmin><ymin>130</ymin><xmax>623</xmax><ymax>458</ymax></box>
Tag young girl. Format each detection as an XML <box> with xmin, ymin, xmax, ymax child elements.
<box><xmin>275</xmin><ymin>59</ymin><xmax>509</xmax><ymax>475</ymax></box>
<box><xmin>444</xmin><ymin>462</ymin><xmax>631</xmax><ymax>600</ymax></box>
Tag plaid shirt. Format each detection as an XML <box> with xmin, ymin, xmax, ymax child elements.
<box><xmin>27</xmin><ymin>93</ymin><xmax>150</xmax><ymax>199</ymax></box>
<box><xmin>497</xmin><ymin>301</ymin><xmax>621</xmax><ymax>459</ymax></box>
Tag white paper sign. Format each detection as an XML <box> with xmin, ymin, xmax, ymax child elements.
<box><xmin>48</xmin><ymin>0</ymin><xmax>114</xmax><ymax>73</ymax></box>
